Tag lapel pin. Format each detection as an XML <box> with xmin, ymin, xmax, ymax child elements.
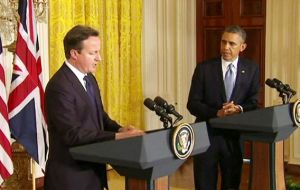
<box><xmin>241</xmin><ymin>70</ymin><xmax>245</xmax><ymax>74</ymax></box>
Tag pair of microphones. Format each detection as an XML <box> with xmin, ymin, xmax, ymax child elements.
<box><xmin>265</xmin><ymin>78</ymin><xmax>296</xmax><ymax>103</ymax></box>
<box><xmin>265</xmin><ymin>78</ymin><xmax>296</xmax><ymax>96</ymax></box>
<box><xmin>144</xmin><ymin>96</ymin><xmax>183</xmax><ymax>128</ymax></box>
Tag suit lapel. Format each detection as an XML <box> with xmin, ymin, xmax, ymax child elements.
<box><xmin>62</xmin><ymin>64</ymin><xmax>102</xmax><ymax>129</ymax></box>
<box><xmin>86</xmin><ymin>74</ymin><xmax>104</xmax><ymax>129</ymax></box>
<box><xmin>214</xmin><ymin>59</ymin><xmax>227</xmax><ymax>102</ymax></box>
<box><xmin>231</xmin><ymin>59</ymin><xmax>247</xmax><ymax>101</ymax></box>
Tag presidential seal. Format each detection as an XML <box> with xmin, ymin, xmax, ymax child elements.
<box><xmin>293</xmin><ymin>99</ymin><xmax>300</xmax><ymax>127</ymax></box>
<box><xmin>172</xmin><ymin>123</ymin><xmax>195</xmax><ymax>159</ymax></box>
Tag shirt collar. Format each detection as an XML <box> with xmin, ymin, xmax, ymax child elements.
<box><xmin>222</xmin><ymin>56</ymin><xmax>239</xmax><ymax>70</ymax></box>
<box><xmin>65</xmin><ymin>60</ymin><xmax>87</xmax><ymax>89</ymax></box>
<box><xmin>65</xmin><ymin>60</ymin><xmax>86</xmax><ymax>79</ymax></box>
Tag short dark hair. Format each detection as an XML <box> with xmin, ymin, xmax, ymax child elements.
<box><xmin>63</xmin><ymin>25</ymin><xmax>99</xmax><ymax>59</ymax></box>
<box><xmin>223</xmin><ymin>25</ymin><xmax>247</xmax><ymax>42</ymax></box>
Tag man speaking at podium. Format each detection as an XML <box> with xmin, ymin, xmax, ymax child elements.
<box><xmin>187</xmin><ymin>25</ymin><xmax>260</xmax><ymax>190</ymax></box>
<box><xmin>44</xmin><ymin>25</ymin><xmax>143</xmax><ymax>190</ymax></box>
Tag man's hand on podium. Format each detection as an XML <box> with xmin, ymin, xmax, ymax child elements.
<box><xmin>217</xmin><ymin>101</ymin><xmax>242</xmax><ymax>118</ymax></box>
<box><xmin>115</xmin><ymin>125</ymin><xmax>145</xmax><ymax>140</ymax></box>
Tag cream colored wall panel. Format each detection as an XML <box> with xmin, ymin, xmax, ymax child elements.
<box><xmin>142</xmin><ymin>0</ymin><xmax>196</xmax><ymax>130</ymax></box>
<box><xmin>175</xmin><ymin>0</ymin><xmax>196</xmax><ymax>124</ymax></box>
<box><xmin>37</xmin><ymin>22</ymin><xmax>49</xmax><ymax>87</ymax></box>
<box><xmin>266</xmin><ymin>0</ymin><xmax>300</xmax><ymax>165</ymax></box>
<box><xmin>142</xmin><ymin>0</ymin><xmax>164</xmax><ymax>130</ymax></box>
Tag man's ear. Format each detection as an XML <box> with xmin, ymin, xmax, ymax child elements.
<box><xmin>240</xmin><ymin>43</ymin><xmax>247</xmax><ymax>52</ymax></box>
<box><xmin>70</xmin><ymin>49</ymin><xmax>78</xmax><ymax>60</ymax></box>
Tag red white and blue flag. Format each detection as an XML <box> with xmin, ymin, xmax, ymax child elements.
<box><xmin>8</xmin><ymin>0</ymin><xmax>48</xmax><ymax>170</ymax></box>
<box><xmin>0</xmin><ymin>37</ymin><xmax>14</xmax><ymax>184</ymax></box>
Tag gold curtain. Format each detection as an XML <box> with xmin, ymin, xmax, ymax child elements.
<box><xmin>49</xmin><ymin>0</ymin><xmax>143</xmax><ymax>129</ymax></box>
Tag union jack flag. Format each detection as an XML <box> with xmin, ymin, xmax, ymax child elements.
<box><xmin>0</xmin><ymin>37</ymin><xmax>14</xmax><ymax>184</ymax></box>
<box><xmin>8</xmin><ymin>0</ymin><xmax>48</xmax><ymax>170</ymax></box>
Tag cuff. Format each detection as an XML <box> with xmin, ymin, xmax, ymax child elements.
<box><xmin>237</xmin><ymin>105</ymin><xmax>244</xmax><ymax>113</ymax></box>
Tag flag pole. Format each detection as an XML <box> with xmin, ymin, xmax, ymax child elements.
<box><xmin>31</xmin><ymin>159</ymin><xmax>36</xmax><ymax>190</ymax></box>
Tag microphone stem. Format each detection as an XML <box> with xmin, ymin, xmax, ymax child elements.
<box><xmin>160</xmin><ymin>117</ymin><xmax>171</xmax><ymax>129</ymax></box>
<box><xmin>173</xmin><ymin>117</ymin><xmax>181</xmax><ymax>126</ymax></box>
<box><xmin>279</xmin><ymin>92</ymin><xmax>290</xmax><ymax>104</ymax></box>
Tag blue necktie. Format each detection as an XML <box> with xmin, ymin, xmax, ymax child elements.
<box><xmin>224</xmin><ymin>64</ymin><xmax>234</xmax><ymax>101</ymax></box>
<box><xmin>84</xmin><ymin>75</ymin><xmax>104</xmax><ymax>129</ymax></box>
<box><xmin>84</xmin><ymin>75</ymin><xmax>96</xmax><ymax>102</ymax></box>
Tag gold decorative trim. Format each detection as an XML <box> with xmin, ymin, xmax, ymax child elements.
<box><xmin>292</xmin><ymin>99</ymin><xmax>300</xmax><ymax>127</ymax></box>
<box><xmin>1</xmin><ymin>142</ymin><xmax>33</xmax><ymax>190</ymax></box>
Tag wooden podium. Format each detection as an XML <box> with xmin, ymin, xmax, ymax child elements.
<box><xmin>69</xmin><ymin>122</ymin><xmax>210</xmax><ymax>190</ymax></box>
<box><xmin>210</xmin><ymin>103</ymin><xmax>298</xmax><ymax>190</ymax></box>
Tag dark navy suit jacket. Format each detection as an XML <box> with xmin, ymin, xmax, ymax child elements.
<box><xmin>44</xmin><ymin>63</ymin><xmax>121</xmax><ymax>190</ymax></box>
<box><xmin>187</xmin><ymin>57</ymin><xmax>260</xmax><ymax>136</ymax></box>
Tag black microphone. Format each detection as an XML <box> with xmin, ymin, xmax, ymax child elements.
<box><xmin>265</xmin><ymin>78</ymin><xmax>277</xmax><ymax>88</ymax></box>
<box><xmin>273</xmin><ymin>78</ymin><xmax>296</xmax><ymax>95</ymax></box>
<box><xmin>266</xmin><ymin>78</ymin><xmax>296</xmax><ymax>104</ymax></box>
<box><xmin>273</xmin><ymin>78</ymin><xmax>285</xmax><ymax>88</ymax></box>
<box><xmin>143</xmin><ymin>98</ymin><xmax>172</xmax><ymax>122</ymax></box>
<box><xmin>265</xmin><ymin>78</ymin><xmax>289</xmax><ymax>95</ymax></box>
<box><xmin>154</xmin><ymin>96</ymin><xmax>183</xmax><ymax>121</ymax></box>
<box><xmin>284</xmin><ymin>84</ymin><xmax>296</xmax><ymax>96</ymax></box>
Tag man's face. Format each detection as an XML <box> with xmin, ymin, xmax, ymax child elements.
<box><xmin>220</xmin><ymin>32</ymin><xmax>246</xmax><ymax>62</ymax></box>
<box><xmin>72</xmin><ymin>36</ymin><xmax>102</xmax><ymax>74</ymax></box>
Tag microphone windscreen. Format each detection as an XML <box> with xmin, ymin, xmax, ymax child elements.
<box><xmin>143</xmin><ymin>98</ymin><xmax>155</xmax><ymax>111</ymax></box>
<box><xmin>273</xmin><ymin>78</ymin><xmax>283</xmax><ymax>85</ymax></box>
<box><xmin>154</xmin><ymin>96</ymin><xmax>168</xmax><ymax>108</ymax></box>
<box><xmin>265</xmin><ymin>78</ymin><xmax>276</xmax><ymax>88</ymax></box>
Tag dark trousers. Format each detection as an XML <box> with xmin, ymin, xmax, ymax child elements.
<box><xmin>193</xmin><ymin>135</ymin><xmax>243</xmax><ymax>190</ymax></box>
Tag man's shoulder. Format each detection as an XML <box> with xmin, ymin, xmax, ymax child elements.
<box><xmin>46</xmin><ymin>64</ymin><xmax>71</xmax><ymax>89</ymax></box>
<box><xmin>198</xmin><ymin>57</ymin><xmax>220</xmax><ymax>64</ymax></box>
<box><xmin>238</xmin><ymin>57</ymin><xmax>257</xmax><ymax>65</ymax></box>
<box><xmin>238</xmin><ymin>57</ymin><xmax>259</xmax><ymax>73</ymax></box>
<box><xmin>196</xmin><ymin>57</ymin><xmax>221</xmax><ymax>69</ymax></box>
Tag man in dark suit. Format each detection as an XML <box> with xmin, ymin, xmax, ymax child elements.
<box><xmin>44</xmin><ymin>25</ymin><xmax>144</xmax><ymax>190</ymax></box>
<box><xmin>187</xmin><ymin>25</ymin><xmax>260</xmax><ymax>190</ymax></box>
